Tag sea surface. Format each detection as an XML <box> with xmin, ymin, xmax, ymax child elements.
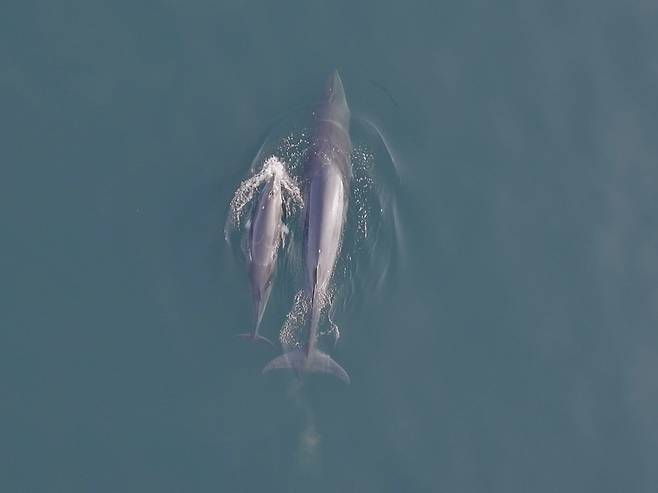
<box><xmin>3</xmin><ymin>1</ymin><xmax>658</xmax><ymax>492</ymax></box>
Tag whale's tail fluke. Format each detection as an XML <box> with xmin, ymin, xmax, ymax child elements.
<box><xmin>262</xmin><ymin>349</ymin><xmax>350</xmax><ymax>384</ymax></box>
<box><xmin>236</xmin><ymin>332</ymin><xmax>275</xmax><ymax>348</ymax></box>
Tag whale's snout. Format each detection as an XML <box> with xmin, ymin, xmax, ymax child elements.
<box><xmin>324</xmin><ymin>70</ymin><xmax>348</xmax><ymax>108</ymax></box>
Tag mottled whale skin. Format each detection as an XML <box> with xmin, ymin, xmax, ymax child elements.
<box><xmin>237</xmin><ymin>171</ymin><xmax>285</xmax><ymax>346</ymax></box>
<box><xmin>263</xmin><ymin>70</ymin><xmax>352</xmax><ymax>383</ymax></box>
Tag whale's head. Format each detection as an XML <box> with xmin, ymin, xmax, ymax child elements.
<box><xmin>316</xmin><ymin>70</ymin><xmax>350</xmax><ymax>127</ymax></box>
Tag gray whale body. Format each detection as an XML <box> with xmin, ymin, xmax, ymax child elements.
<box><xmin>263</xmin><ymin>70</ymin><xmax>352</xmax><ymax>383</ymax></box>
<box><xmin>237</xmin><ymin>167</ymin><xmax>284</xmax><ymax>346</ymax></box>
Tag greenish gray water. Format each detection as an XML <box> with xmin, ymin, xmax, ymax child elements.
<box><xmin>3</xmin><ymin>1</ymin><xmax>658</xmax><ymax>492</ymax></box>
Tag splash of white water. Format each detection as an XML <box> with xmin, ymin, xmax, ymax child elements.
<box><xmin>280</xmin><ymin>290</ymin><xmax>309</xmax><ymax>350</ymax></box>
<box><xmin>225</xmin><ymin>156</ymin><xmax>303</xmax><ymax>238</ymax></box>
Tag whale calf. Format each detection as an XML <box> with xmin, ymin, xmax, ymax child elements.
<box><xmin>263</xmin><ymin>70</ymin><xmax>352</xmax><ymax>383</ymax></box>
<box><xmin>235</xmin><ymin>157</ymin><xmax>300</xmax><ymax>346</ymax></box>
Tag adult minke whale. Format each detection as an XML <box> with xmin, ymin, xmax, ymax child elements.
<box><xmin>263</xmin><ymin>70</ymin><xmax>352</xmax><ymax>383</ymax></box>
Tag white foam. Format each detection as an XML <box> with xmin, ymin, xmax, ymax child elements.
<box><xmin>226</xmin><ymin>156</ymin><xmax>303</xmax><ymax>234</ymax></box>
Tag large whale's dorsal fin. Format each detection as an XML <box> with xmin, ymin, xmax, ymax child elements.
<box><xmin>311</xmin><ymin>265</ymin><xmax>319</xmax><ymax>300</ymax></box>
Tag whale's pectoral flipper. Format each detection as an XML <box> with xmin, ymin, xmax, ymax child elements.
<box><xmin>262</xmin><ymin>349</ymin><xmax>350</xmax><ymax>384</ymax></box>
<box><xmin>280</xmin><ymin>224</ymin><xmax>289</xmax><ymax>250</ymax></box>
